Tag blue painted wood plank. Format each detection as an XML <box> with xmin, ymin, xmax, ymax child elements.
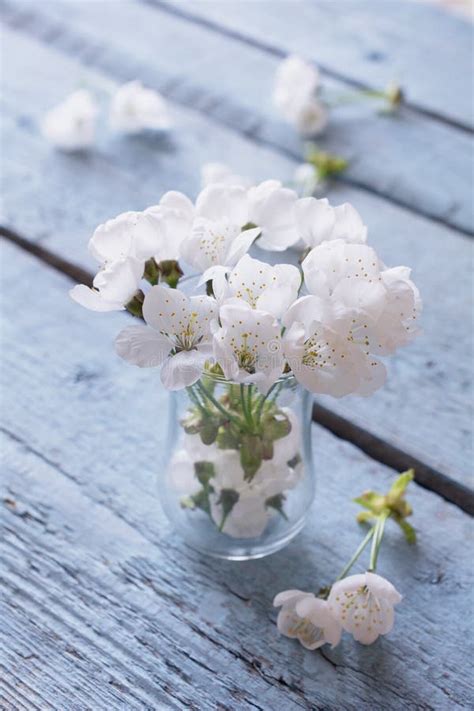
<box><xmin>0</xmin><ymin>23</ymin><xmax>472</xmax><ymax>489</ymax></box>
<box><xmin>160</xmin><ymin>0</ymin><xmax>474</xmax><ymax>130</ymax></box>
<box><xmin>1</xmin><ymin>240</ymin><xmax>473</xmax><ymax>709</ymax></box>
<box><xmin>3</xmin><ymin>0</ymin><xmax>473</xmax><ymax>233</ymax></box>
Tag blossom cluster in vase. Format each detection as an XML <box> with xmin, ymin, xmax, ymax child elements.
<box><xmin>70</xmin><ymin>178</ymin><xmax>421</xmax><ymax>539</ymax></box>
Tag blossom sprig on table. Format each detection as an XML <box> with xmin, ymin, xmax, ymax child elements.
<box><xmin>274</xmin><ymin>471</ymin><xmax>415</xmax><ymax>649</ymax></box>
<box><xmin>273</xmin><ymin>54</ymin><xmax>404</xmax><ymax>137</ymax></box>
<box><xmin>42</xmin><ymin>81</ymin><xmax>171</xmax><ymax>151</ymax></box>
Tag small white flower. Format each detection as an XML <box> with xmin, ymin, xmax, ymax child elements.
<box><xmin>273</xmin><ymin>56</ymin><xmax>328</xmax><ymax>136</ymax></box>
<box><xmin>273</xmin><ymin>55</ymin><xmax>320</xmax><ymax>117</ymax></box>
<box><xmin>167</xmin><ymin>447</ymin><xmax>203</xmax><ymax>496</ymax></box>
<box><xmin>180</xmin><ymin>184</ymin><xmax>260</xmax><ymax>274</ymax></box>
<box><xmin>70</xmin><ymin>257</ymin><xmax>143</xmax><ymax>312</ymax></box>
<box><xmin>145</xmin><ymin>191</ymin><xmax>195</xmax><ymax>262</ymax></box>
<box><xmin>213</xmin><ymin>300</ymin><xmax>284</xmax><ymax>393</ymax></box>
<box><xmin>283</xmin><ymin>295</ymin><xmax>387</xmax><ymax>397</ymax></box>
<box><xmin>302</xmin><ymin>240</ymin><xmax>421</xmax><ymax>355</ymax></box>
<box><xmin>88</xmin><ymin>210</ymin><xmax>166</xmax><ymax>265</ymax></box>
<box><xmin>247</xmin><ymin>180</ymin><xmax>299</xmax><ymax>251</ymax></box>
<box><xmin>273</xmin><ymin>590</ymin><xmax>342</xmax><ymax>650</ymax></box>
<box><xmin>109</xmin><ymin>80</ymin><xmax>171</xmax><ymax>133</ymax></box>
<box><xmin>296</xmin><ymin>198</ymin><xmax>367</xmax><ymax>249</ymax></box>
<box><xmin>212</xmin><ymin>254</ymin><xmax>301</xmax><ymax>319</ymax></box>
<box><xmin>210</xmin><ymin>490</ymin><xmax>270</xmax><ymax>539</ymax></box>
<box><xmin>41</xmin><ymin>90</ymin><xmax>98</xmax><ymax>151</ymax></box>
<box><xmin>328</xmin><ymin>572</ymin><xmax>402</xmax><ymax>645</ymax></box>
<box><xmin>115</xmin><ymin>285</ymin><xmax>217</xmax><ymax>389</ymax></box>
<box><xmin>201</xmin><ymin>162</ymin><xmax>250</xmax><ymax>188</ymax></box>
<box><xmin>292</xmin><ymin>98</ymin><xmax>329</xmax><ymax>137</ymax></box>
<box><xmin>293</xmin><ymin>163</ymin><xmax>319</xmax><ymax>197</ymax></box>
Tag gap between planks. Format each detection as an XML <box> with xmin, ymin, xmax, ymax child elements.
<box><xmin>1</xmin><ymin>0</ymin><xmax>473</xmax><ymax>239</ymax></box>
<box><xmin>2</xmin><ymin>225</ymin><xmax>473</xmax><ymax>516</ymax></box>
<box><xmin>142</xmin><ymin>0</ymin><xmax>474</xmax><ymax>137</ymax></box>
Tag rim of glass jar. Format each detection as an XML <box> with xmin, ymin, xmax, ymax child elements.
<box><xmin>198</xmin><ymin>368</ymin><xmax>296</xmax><ymax>388</ymax></box>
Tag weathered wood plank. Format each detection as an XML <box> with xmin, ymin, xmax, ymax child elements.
<box><xmin>3</xmin><ymin>0</ymin><xmax>473</xmax><ymax>233</ymax></box>
<box><xmin>0</xmin><ymin>23</ymin><xmax>473</xmax><ymax>490</ymax></box>
<box><xmin>1</xmin><ymin>240</ymin><xmax>473</xmax><ymax>709</ymax></box>
<box><xmin>158</xmin><ymin>0</ymin><xmax>474</xmax><ymax>131</ymax></box>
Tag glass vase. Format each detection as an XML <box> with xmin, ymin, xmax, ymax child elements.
<box><xmin>160</xmin><ymin>373</ymin><xmax>315</xmax><ymax>560</ymax></box>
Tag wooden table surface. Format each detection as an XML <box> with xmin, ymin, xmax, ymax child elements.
<box><xmin>1</xmin><ymin>1</ymin><xmax>473</xmax><ymax>709</ymax></box>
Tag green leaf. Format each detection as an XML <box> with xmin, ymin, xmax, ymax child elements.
<box><xmin>216</xmin><ymin>424</ymin><xmax>240</xmax><ymax>450</ymax></box>
<box><xmin>240</xmin><ymin>434</ymin><xmax>263</xmax><ymax>480</ymax></box>
<box><xmin>194</xmin><ymin>461</ymin><xmax>215</xmax><ymax>487</ymax></box>
<box><xmin>266</xmin><ymin>493</ymin><xmax>288</xmax><ymax>520</ymax></box>
<box><xmin>199</xmin><ymin>421</ymin><xmax>218</xmax><ymax>445</ymax></box>
<box><xmin>389</xmin><ymin>469</ymin><xmax>415</xmax><ymax>499</ymax></box>
<box><xmin>356</xmin><ymin>511</ymin><xmax>376</xmax><ymax>523</ymax></box>
<box><xmin>287</xmin><ymin>454</ymin><xmax>302</xmax><ymax>469</ymax></box>
<box><xmin>261</xmin><ymin>438</ymin><xmax>274</xmax><ymax>460</ymax></box>
<box><xmin>190</xmin><ymin>488</ymin><xmax>211</xmax><ymax>515</ymax></box>
<box><xmin>159</xmin><ymin>260</ymin><xmax>183</xmax><ymax>289</ymax></box>
<box><xmin>144</xmin><ymin>258</ymin><xmax>160</xmax><ymax>286</ymax></box>
<box><xmin>262</xmin><ymin>412</ymin><xmax>291</xmax><ymax>442</ymax></box>
<box><xmin>353</xmin><ymin>491</ymin><xmax>386</xmax><ymax>514</ymax></box>
<box><xmin>216</xmin><ymin>488</ymin><xmax>239</xmax><ymax>529</ymax></box>
<box><xmin>397</xmin><ymin>518</ymin><xmax>417</xmax><ymax>544</ymax></box>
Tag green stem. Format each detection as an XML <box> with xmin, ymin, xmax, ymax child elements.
<box><xmin>240</xmin><ymin>384</ymin><xmax>252</xmax><ymax>427</ymax></box>
<box><xmin>334</xmin><ymin>525</ymin><xmax>375</xmax><ymax>584</ymax></box>
<box><xmin>197</xmin><ymin>381</ymin><xmax>242</xmax><ymax>428</ymax></box>
<box><xmin>247</xmin><ymin>384</ymin><xmax>254</xmax><ymax>426</ymax></box>
<box><xmin>187</xmin><ymin>385</ymin><xmax>208</xmax><ymax>417</ymax></box>
<box><xmin>256</xmin><ymin>381</ymin><xmax>279</xmax><ymax>422</ymax></box>
<box><xmin>368</xmin><ymin>511</ymin><xmax>390</xmax><ymax>572</ymax></box>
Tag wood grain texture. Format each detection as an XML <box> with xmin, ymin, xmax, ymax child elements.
<box><xmin>1</xmin><ymin>23</ymin><xmax>473</xmax><ymax>492</ymax></box>
<box><xmin>2</xmin><ymin>0</ymin><xmax>473</xmax><ymax>233</ymax></box>
<box><xmin>157</xmin><ymin>0</ymin><xmax>474</xmax><ymax>131</ymax></box>
<box><xmin>1</xmin><ymin>240</ymin><xmax>473</xmax><ymax>710</ymax></box>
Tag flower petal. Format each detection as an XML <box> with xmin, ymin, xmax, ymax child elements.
<box><xmin>142</xmin><ymin>284</ymin><xmax>189</xmax><ymax>332</ymax></box>
<box><xmin>115</xmin><ymin>325</ymin><xmax>170</xmax><ymax>367</ymax></box>
<box><xmin>69</xmin><ymin>284</ymin><xmax>124</xmax><ymax>312</ymax></box>
<box><xmin>160</xmin><ymin>350</ymin><xmax>206</xmax><ymax>390</ymax></box>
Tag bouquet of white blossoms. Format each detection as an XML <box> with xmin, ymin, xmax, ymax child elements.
<box><xmin>71</xmin><ymin>180</ymin><xmax>421</xmax><ymax>540</ymax></box>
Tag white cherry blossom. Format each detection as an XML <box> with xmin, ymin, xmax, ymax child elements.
<box><xmin>145</xmin><ymin>191</ymin><xmax>195</xmax><ymax>261</ymax></box>
<box><xmin>292</xmin><ymin>98</ymin><xmax>328</xmax><ymax>136</ymax></box>
<box><xmin>302</xmin><ymin>240</ymin><xmax>421</xmax><ymax>356</ymax></box>
<box><xmin>212</xmin><ymin>254</ymin><xmax>301</xmax><ymax>319</ymax></box>
<box><xmin>210</xmin><ymin>491</ymin><xmax>270</xmax><ymax>538</ymax></box>
<box><xmin>167</xmin><ymin>447</ymin><xmax>203</xmax><ymax>497</ymax></box>
<box><xmin>70</xmin><ymin>257</ymin><xmax>144</xmax><ymax>312</ymax></box>
<box><xmin>283</xmin><ymin>295</ymin><xmax>387</xmax><ymax>397</ymax></box>
<box><xmin>88</xmin><ymin>210</ymin><xmax>167</xmax><ymax>265</ymax></box>
<box><xmin>328</xmin><ymin>572</ymin><xmax>402</xmax><ymax>645</ymax></box>
<box><xmin>115</xmin><ymin>285</ymin><xmax>216</xmax><ymax>389</ymax></box>
<box><xmin>41</xmin><ymin>90</ymin><xmax>98</xmax><ymax>151</ymax></box>
<box><xmin>213</xmin><ymin>301</ymin><xmax>284</xmax><ymax>393</ymax></box>
<box><xmin>248</xmin><ymin>181</ymin><xmax>299</xmax><ymax>251</ymax></box>
<box><xmin>201</xmin><ymin>162</ymin><xmax>250</xmax><ymax>188</ymax></box>
<box><xmin>209</xmin><ymin>452</ymin><xmax>298</xmax><ymax>538</ymax></box>
<box><xmin>180</xmin><ymin>184</ymin><xmax>260</xmax><ymax>274</ymax></box>
<box><xmin>109</xmin><ymin>80</ymin><xmax>171</xmax><ymax>133</ymax></box>
<box><xmin>273</xmin><ymin>56</ymin><xmax>328</xmax><ymax>136</ymax></box>
<box><xmin>296</xmin><ymin>198</ymin><xmax>367</xmax><ymax>248</ymax></box>
<box><xmin>273</xmin><ymin>590</ymin><xmax>342</xmax><ymax>650</ymax></box>
<box><xmin>293</xmin><ymin>163</ymin><xmax>319</xmax><ymax>197</ymax></box>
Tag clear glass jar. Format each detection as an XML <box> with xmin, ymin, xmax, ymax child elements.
<box><xmin>160</xmin><ymin>373</ymin><xmax>315</xmax><ymax>560</ymax></box>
